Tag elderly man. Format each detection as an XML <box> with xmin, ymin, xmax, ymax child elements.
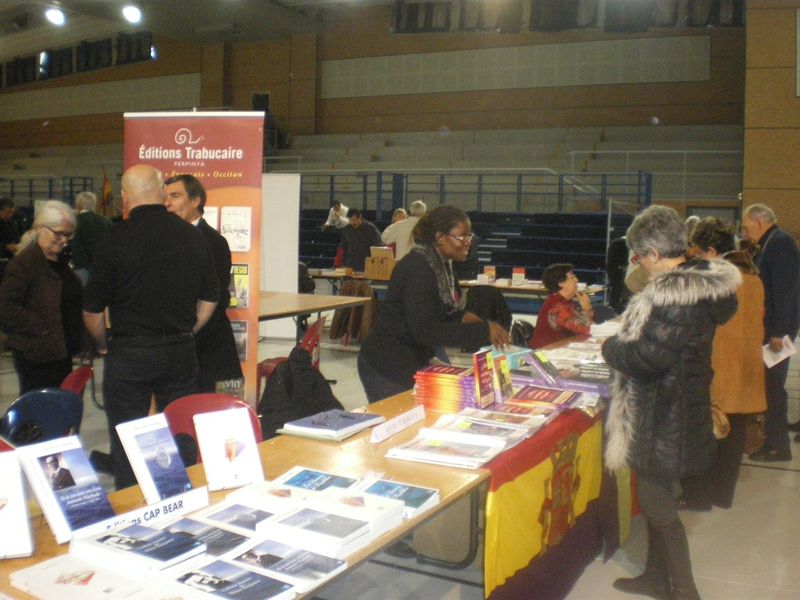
<box><xmin>381</xmin><ymin>200</ymin><xmax>426</xmax><ymax>261</ymax></box>
<box><xmin>71</xmin><ymin>191</ymin><xmax>111</xmax><ymax>284</ymax></box>
<box><xmin>742</xmin><ymin>203</ymin><xmax>800</xmax><ymax>462</ymax></box>
<box><xmin>339</xmin><ymin>208</ymin><xmax>382</xmax><ymax>271</ymax></box>
<box><xmin>164</xmin><ymin>174</ymin><xmax>243</xmax><ymax>393</ymax></box>
<box><xmin>83</xmin><ymin>164</ymin><xmax>219</xmax><ymax>489</ymax></box>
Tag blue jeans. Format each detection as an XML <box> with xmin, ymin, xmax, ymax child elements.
<box><xmin>357</xmin><ymin>352</ymin><xmax>412</xmax><ymax>404</ymax></box>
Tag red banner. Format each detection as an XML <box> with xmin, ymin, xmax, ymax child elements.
<box><xmin>124</xmin><ymin>111</ymin><xmax>264</xmax><ymax>406</ymax></box>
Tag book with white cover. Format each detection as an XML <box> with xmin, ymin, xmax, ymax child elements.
<box><xmin>0</xmin><ymin>449</ymin><xmax>33</xmax><ymax>559</ymax></box>
<box><xmin>458</xmin><ymin>407</ymin><xmax>549</xmax><ymax>431</ymax></box>
<box><xmin>359</xmin><ymin>478</ymin><xmax>440</xmax><ymax>519</ymax></box>
<box><xmin>273</xmin><ymin>465</ymin><xmax>358</xmax><ymax>492</ymax></box>
<box><xmin>193</xmin><ymin>408</ymin><xmax>264</xmax><ymax>491</ymax></box>
<box><xmin>279</xmin><ymin>409</ymin><xmax>385</xmax><ymax>442</ymax></box>
<box><xmin>116</xmin><ymin>414</ymin><xmax>193</xmax><ymax>505</ymax></box>
<box><xmin>117</xmin><ymin>580</ymin><xmax>204</xmax><ymax>600</ymax></box>
<box><xmin>16</xmin><ymin>436</ymin><xmax>116</xmax><ymax>544</ymax></box>
<box><xmin>427</xmin><ymin>414</ymin><xmax>530</xmax><ymax>447</ymax></box>
<box><xmin>386</xmin><ymin>430</ymin><xmax>506</xmax><ymax>469</ymax></box>
<box><xmin>261</xmin><ymin>505</ymin><xmax>371</xmax><ymax>559</ymax></box>
<box><xmin>193</xmin><ymin>501</ymin><xmax>278</xmax><ymax>537</ymax></box>
<box><xmin>172</xmin><ymin>558</ymin><xmax>294</xmax><ymax>600</ymax></box>
<box><xmin>228</xmin><ymin>537</ymin><xmax>347</xmax><ymax>593</ymax></box>
<box><xmin>226</xmin><ymin>479</ymin><xmax>315</xmax><ymax>516</ymax></box>
<box><xmin>71</xmin><ymin>523</ymin><xmax>207</xmax><ymax>576</ymax></box>
<box><xmin>11</xmin><ymin>554</ymin><xmax>140</xmax><ymax>600</ymax></box>
<box><xmin>300</xmin><ymin>487</ymin><xmax>404</xmax><ymax>538</ymax></box>
<box><xmin>161</xmin><ymin>517</ymin><xmax>250</xmax><ymax>557</ymax></box>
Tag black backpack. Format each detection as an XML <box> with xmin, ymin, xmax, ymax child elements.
<box><xmin>511</xmin><ymin>319</ymin><xmax>535</xmax><ymax>348</ymax></box>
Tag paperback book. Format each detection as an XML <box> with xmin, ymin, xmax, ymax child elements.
<box><xmin>458</xmin><ymin>406</ymin><xmax>553</xmax><ymax>430</ymax></box>
<box><xmin>413</xmin><ymin>364</ymin><xmax>476</xmax><ymax>413</ymax></box>
<box><xmin>226</xmin><ymin>480</ymin><xmax>315</xmax><ymax>516</ymax></box>
<box><xmin>492</xmin><ymin>353</ymin><xmax>514</xmax><ymax>402</ymax></box>
<box><xmin>228</xmin><ymin>537</ymin><xmax>347</xmax><ymax>593</ymax></box>
<box><xmin>193</xmin><ymin>407</ymin><xmax>264</xmax><ymax>491</ymax></box>
<box><xmin>116</xmin><ymin>414</ymin><xmax>192</xmax><ymax>505</ymax></box>
<box><xmin>305</xmin><ymin>487</ymin><xmax>405</xmax><ymax>538</ymax></box>
<box><xmin>386</xmin><ymin>430</ymin><xmax>507</xmax><ymax>469</ymax></box>
<box><xmin>16</xmin><ymin>436</ymin><xmax>116</xmax><ymax>544</ymax></box>
<box><xmin>279</xmin><ymin>409</ymin><xmax>385</xmax><ymax>442</ymax></box>
<box><xmin>358</xmin><ymin>478</ymin><xmax>440</xmax><ymax>519</ymax></box>
<box><xmin>273</xmin><ymin>466</ymin><xmax>359</xmax><ymax>492</ymax></box>
<box><xmin>472</xmin><ymin>349</ymin><xmax>496</xmax><ymax>408</ymax></box>
<box><xmin>11</xmin><ymin>555</ymin><xmax>139</xmax><ymax>600</ymax></box>
<box><xmin>70</xmin><ymin>523</ymin><xmax>207</xmax><ymax>576</ymax></box>
<box><xmin>161</xmin><ymin>517</ymin><xmax>250</xmax><ymax>557</ymax></box>
<box><xmin>173</xmin><ymin>559</ymin><xmax>294</xmax><ymax>600</ymax></box>
<box><xmin>193</xmin><ymin>502</ymin><xmax>278</xmax><ymax>537</ymax></box>
<box><xmin>506</xmin><ymin>385</ymin><xmax>580</xmax><ymax>408</ymax></box>
<box><xmin>426</xmin><ymin>414</ymin><xmax>530</xmax><ymax>447</ymax></box>
<box><xmin>525</xmin><ymin>350</ymin><xmax>563</xmax><ymax>386</ymax></box>
<box><xmin>0</xmin><ymin>448</ymin><xmax>33</xmax><ymax>559</ymax></box>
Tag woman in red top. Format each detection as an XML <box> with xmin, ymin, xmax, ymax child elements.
<box><xmin>529</xmin><ymin>263</ymin><xmax>594</xmax><ymax>349</ymax></box>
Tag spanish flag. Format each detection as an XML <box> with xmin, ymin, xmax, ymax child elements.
<box><xmin>100</xmin><ymin>168</ymin><xmax>113</xmax><ymax>216</ymax></box>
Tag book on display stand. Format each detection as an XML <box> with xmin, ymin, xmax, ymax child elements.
<box><xmin>116</xmin><ymin>413</ymin><xmax>193</xmax><ymax>505</ymax></box>
<box><xmin>16</xmin><ymin>436</ymin><xmax>116</xmax><ymax>544</ymax></box>
<box><xmin>0</xmin><ymin>440</ymin><xmax>33</xmax><ymax>559</ymax></box>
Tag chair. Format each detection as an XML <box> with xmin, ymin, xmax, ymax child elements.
<box><xmin>60</xmin><ymin>366</ymin><xmax>94</xmax><ymax>397</ymax></box>
<box><xmin>163</xmin><ymin>393</ymin><xmax>262</xmax><ymax>464</ymax></box>
<box><xmin>0</xmin><ymin>389</ymin><xmax>83</xmax><ymax>446</ymax></box>
<box><xmin>256</xmin><ymin>316</ymin><xmax>326</xmax><ymax>402</ymax></box>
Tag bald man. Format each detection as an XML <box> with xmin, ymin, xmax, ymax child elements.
<box><xmin>83</xmin><ymin>164</ymin><xmax>219</xmax><ymax>489</ymax></box>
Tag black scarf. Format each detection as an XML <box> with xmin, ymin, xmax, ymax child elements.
<box><xmin>411</xmin><ymin>244</ymin><xmax>459</xmax><ymax>315</ymax></box>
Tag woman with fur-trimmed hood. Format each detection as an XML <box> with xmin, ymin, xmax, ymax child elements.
<box><xmin>601</xmin><ymin>206</ymin><xmax>740</xmax><ymax>600</ymax></box>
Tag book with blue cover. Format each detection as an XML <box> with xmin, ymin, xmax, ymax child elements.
<box><xmin>174</xmin><ymin>559</ymin><xmax>294</xmax><ymax>600</ymax></box>
<box><xmin>279</xmin><ymin>409</ymin><xmax>385</xmax><ymax>441</ymax></box>
<box><xmin>71</xmin><ymin>523</ymin><xmax>207</xmax><ymax>575</ymax></box>
<box><xmin>360</xmin><ymin>478</ymin><xmax>440</xmax><ymax>519</ymax></box>
<box><xmin>162</xmin><ymin>517</ymin><xmax>250</xmax><ymax>557</ymax></box>
<box><xmin>273</xmin><ymin>466</ymin><xmax>359</xmax><ymax>492</ymax></box>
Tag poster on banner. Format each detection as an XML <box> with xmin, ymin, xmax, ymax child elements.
<box><xmin>123</xmin><ymin>111</ymin><xmax>263</xmax><ymax>406</ymax></box>
<box><xmin>231</xmin><ymin>264</ymin><xmax>249</xmax><ymax>309</ymax></box>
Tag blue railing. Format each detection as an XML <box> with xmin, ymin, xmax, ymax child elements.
<box><xmin>299</xmin><ymin>169</ymin><xmax>651</xmax><ymax>220</ymax></box>
<box><xmin>0</xmin><ymin>176</ymin><xmax>94</xmax><ymax>206</ymax></box>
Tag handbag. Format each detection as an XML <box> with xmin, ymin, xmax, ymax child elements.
<box><xmin>711</xmin><ymin>404</ymin><xmax>730</xmax><ymax>440</ymax></box>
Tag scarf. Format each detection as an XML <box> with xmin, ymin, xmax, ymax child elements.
<box><xmin>411</xmin><ymin>244</ymin><xmax>459</xmax><ymax>314</ymax></box>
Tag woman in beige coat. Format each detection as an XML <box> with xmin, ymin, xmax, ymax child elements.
<box><xmin>681</xmin><ymin>218</ymin><xmax>767</xmax><ymax>509</ymax></box>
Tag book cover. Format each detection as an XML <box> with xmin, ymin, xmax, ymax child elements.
<box><xmin>361</xmin><ymin>479</ymin><xmax>439</xmax><ymax>519</ymax></box>
<box><xmin>264</xmin><ymin>507</ymin><xmax>371</xmax><ymax>557</ymax></box>
<box><xmin>386</xmin><ymin>434</ymin><xmax>505</xmax><ymax>469</ymax></box>
<box><xmin>162</xmin><ymin>517</ymin><xmax>250</xmax><ymax>557</ymax></box>
<box><xmin>220</xmin><ymin>206</ymin><xmax>252</xmax><ymax>253</ymax></box>
<box><xmin>193</xmin><ymin>502</ymin><xmax>276</xmax><ymax>537</ymax></box>
<box><xmin>230</xmin><ymin>264</ymin><xmax>249</xmax><ymax>309</ymax></box>
<box><xmin>472</xmin><ymin>350</ymin><xmax>496</xmax><ymax>408</ymax></box>
<box><xmin>493</xmin><ymin>354</ymin><xmax>514</xmax><ymax>402</ymax></box>
<box><xmin>427</xmin><ymin>414</ymin><xmax>529</xmax><ymax>445</ymax></box>
<box><xmin>0</xmin><ymin>449</ymin><xmax>33</xmax><ymax>559</ymax></box>
<box><xmin>226</xmin><ymin>480</ymin><xmax>315</xmax><ymax>516</ymax></box>
<box><xmin>230</xmin><ymin>538</ymin><xmax>347</xmax><ymax>593</ymax></box>
<box><xmin>507</xmin><ymin>385</ymin><xmax>579</xmax><ymax>407</ymax></box>
<box><xmin>116</xmin><ymin>414</ymin><xmax>192</xmax><ymax>505</ymax></box>
<box><xmin>11</xmin><ymin>555</ymin><xmax>139</xmax><ymax>600</ymax></box>
<box><xmin>193</xmin><ymin>408</ymin><xmax>264</xmax><ymax>491</ymax></box>
<box><xmin>281</xmin><ymin>409</ymin><xmax>385</xmax><ymax>441</ymax></box>
<box><xmin>16</xmin><ymin>436</ymin><xmax>116</xmax><ymax>544</ymax></box>
<box><xmin>174</xmin><ymin>559</ymin><xmax>294</xmax><ymax>600</ymax></box>
<box><xmin>215</xmin><ymin>378</ymin><xmax>245</xmax><ymax>401</ymax></box>
<box><xmin>526</xmin><ymin>350</ymin><xmax>563</xmax><ymax>386</ymax></box>
<box><xmin>274</xmin><ymin>466</ymin><xmax>358</xmax><ymax>492</ymax></box>
<box><xmin>307</xmin><ymin>487</ymin><xmax>405</xmax><ymax>537</ymax></box>
<box><xmin>415</xmin><ymin>364</ymin><xmax>473</xmax><ymax>379</ymax></box>
<box><xmin>231</xmin><ymin>321</ymin><xmax>248</xmax><ymax>362</ymax></box>
<box><xmin>72</xmin><ymin>523</ymin><xmax>206</xmax><ymax>573</ymax></box>
<box><xmin>458</xmin><ymin>406</ymin><xmax>551</xmax><ymax>430</ymax></box>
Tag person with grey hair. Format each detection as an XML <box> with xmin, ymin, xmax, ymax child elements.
<box><xmin>602</xmin><ymin>205</ymin><xmax>740</xmax><ymax>600</ymax></box>
<box><xmin>381</xmin><ymin>199</ymin><xmax>428</xmax><ymax>261</ymax></box>
<box><xmin>0</xmin><ymin>200</ymin><xmax>86</xmax><ymax>392</ymax></box>
<box><xmin>741</xmin><ymin>203</ymin><xmax>800</xmax><ymax>461</ymax></box>
<box><xmin>71</xmin><ymin>191</ymin><xmax>111</xmax><ymax>284</ymax></box>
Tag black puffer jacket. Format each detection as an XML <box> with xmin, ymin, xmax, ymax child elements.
<box><xmin>602</xmin><ymin>258</ymin><xmax>740</xmax><ymax>479</ymax></box>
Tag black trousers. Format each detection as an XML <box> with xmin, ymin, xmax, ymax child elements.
<box><xmin>12</xmin><ymin>351</ymin><xmax>72</xmax><ymax>394</ymax></box>
<box><xmin>764</xmin><ymin>359</ymin><xmax>791</xmax><ymax>453</ymax></box>
<box><xmin>104</xmin><ymin>335</ymin><xmax>198</xmax><ymax>490</ymax></box>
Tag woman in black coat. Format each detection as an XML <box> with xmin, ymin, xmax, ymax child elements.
<box><xmin>358</xmin><ymin>205</ymin><xmax>509</xmax><ymax>403</ymax></box>
<box><xmin>602</xmin><ymin>206</ymin><xmax>740</xmax><ymax>600</ymax></box>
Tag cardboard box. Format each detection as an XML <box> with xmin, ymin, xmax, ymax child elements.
<box><xmin>364</xmin><ymin>256</ymin><xmax>395</xmax><ymax>280</ymax></box>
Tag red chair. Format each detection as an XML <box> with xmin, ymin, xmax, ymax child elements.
<box><xmin>256</xmin><ymin>316</ymin><xmax>326</xmax><ymax>402</ymax></box>
<box><xmin>163</xmin><ymin>394</ymin><xmax>263</xmax><ymax>464</ymax></box>
<box><xmin>60</xmin><ymin>366</ymin><xmax>94</xmax><ymax>397</ymax></box>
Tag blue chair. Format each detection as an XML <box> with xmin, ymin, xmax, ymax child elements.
<box><xmin>0</xmin><ymin>389</ymin><xmax>83</xmax><ymax>446</ymax></box>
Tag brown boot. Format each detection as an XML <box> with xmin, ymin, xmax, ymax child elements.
<box><xmin>613</xmin><ymin>524</ymin><xmax>671</xmax><ymax>600</ymax></box>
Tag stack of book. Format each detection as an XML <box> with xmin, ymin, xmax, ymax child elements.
<box><xmin>357</xmin><ymin>478</ymin><xmax>440</xmax><ymax>519</ymax></box>
<box><xmin>413</xmin><ymin>364</ymin><xmax>476</xmax><ymax>412</ymax></box>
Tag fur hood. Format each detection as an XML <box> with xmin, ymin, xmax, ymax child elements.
<box><xmin>605</xmin><ymin>258</ymin><xmax>741</xmax><ymax>472</ymax></box>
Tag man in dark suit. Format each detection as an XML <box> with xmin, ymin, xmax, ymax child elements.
<box><xmin>164</xmin><ymin>174</ymin><xmax>243</xmax><ymax>393</ymax></box>
<box><xmin>45</xmin><ymin>454</ymin><xmax>75</xmax><ymax>490</ymax></box>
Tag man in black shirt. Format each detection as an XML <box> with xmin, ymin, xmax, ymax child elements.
<box><xmin>83</xmin><ymin>164</ymin><xmax>219</xmax><ymax>489</ymax></box>
<box><xmin>339</xmin><ymin>208</ymin><xmax>382</xmax><ymax>271</ymax></box>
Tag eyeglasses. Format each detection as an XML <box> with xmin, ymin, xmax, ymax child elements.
<box><xmin>448</xmin><ymin>233</ymin><xmax>474</xmax><ymax>244</ymax></box>
<box><xmin>45</xmin><ymin>226</ymin><xmax>73</xmax><ymax>241</ymax></box>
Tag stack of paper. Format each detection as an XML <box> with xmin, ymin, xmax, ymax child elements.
<box><xmin>413</xmin><ymin>364</ymin><xmax>476</xmax><ymax>413</ymax></box>
<box><xmin>279</xmin><ymin>409</ymin><xmax>385</xmax><ymax>442</ymax></box>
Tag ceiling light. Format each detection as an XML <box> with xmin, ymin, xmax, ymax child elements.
<box><xmin>45</xmin><ymin>8</ymin><xmax>65</xmax><ymax>26</ymax></box>
<box><xmin>122</xmin><ymin>5</ymin><xmax>142</xmax><ymax>24</ymax></box>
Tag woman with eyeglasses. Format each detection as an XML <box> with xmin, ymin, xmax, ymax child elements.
<box><xmin>529</xmin><ymin>262</ymin><xmax>594</xmax><ymax>349</ymax></box>
<box><xmin>0</xmin><ymin>200</ymin><xmax>86</xmax><ymax>392</ymax></box>
<box><xmin>358</xmin><ymin>205</ymin><xmax>510</xmax><ymax>403</ymax></box>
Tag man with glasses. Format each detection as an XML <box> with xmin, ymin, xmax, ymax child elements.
<box><xmin>83</xmin><ymin>164</ymin><xmax>219</xmax><ymax>489</ymax></box>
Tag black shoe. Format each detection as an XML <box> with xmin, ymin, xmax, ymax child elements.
<box><xmin>788</xmin><ymin>421</ymin><xmax>800</xmax><ymax>432</ymax></box>
<box><xmin>749</xmin><ymin>446</ymin><xmax>792</xmax><ymax>462</ymax></box>
<box><xmin>613</xmin><ymin>574</ymin><xmax>670</xmax><ymax>599</ymax></box>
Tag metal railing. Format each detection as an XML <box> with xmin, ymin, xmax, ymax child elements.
<box><xmin>0</xmin><ymin>176</ymin><xmax>94</xmax><ymax>205</ymax></box>
<box><xmin>569</xmin><ymin>149</ymin><xmax>742</xmax><ymax>200</ymax></box>
<box><xmin>298</xmin><ymin>168</ymin><xmax>651</xmax><ymax>220</ymax></box>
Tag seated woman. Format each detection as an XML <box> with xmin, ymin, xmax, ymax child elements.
<box><xmin>529</xmin><ymin>263</ymin><xmax>593</xmax><ymax>349</ymax></box>
<box><xmin>358</xmin><ymin>205</ymin><xmax>510</xmax><ymax>403</ymax></box>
